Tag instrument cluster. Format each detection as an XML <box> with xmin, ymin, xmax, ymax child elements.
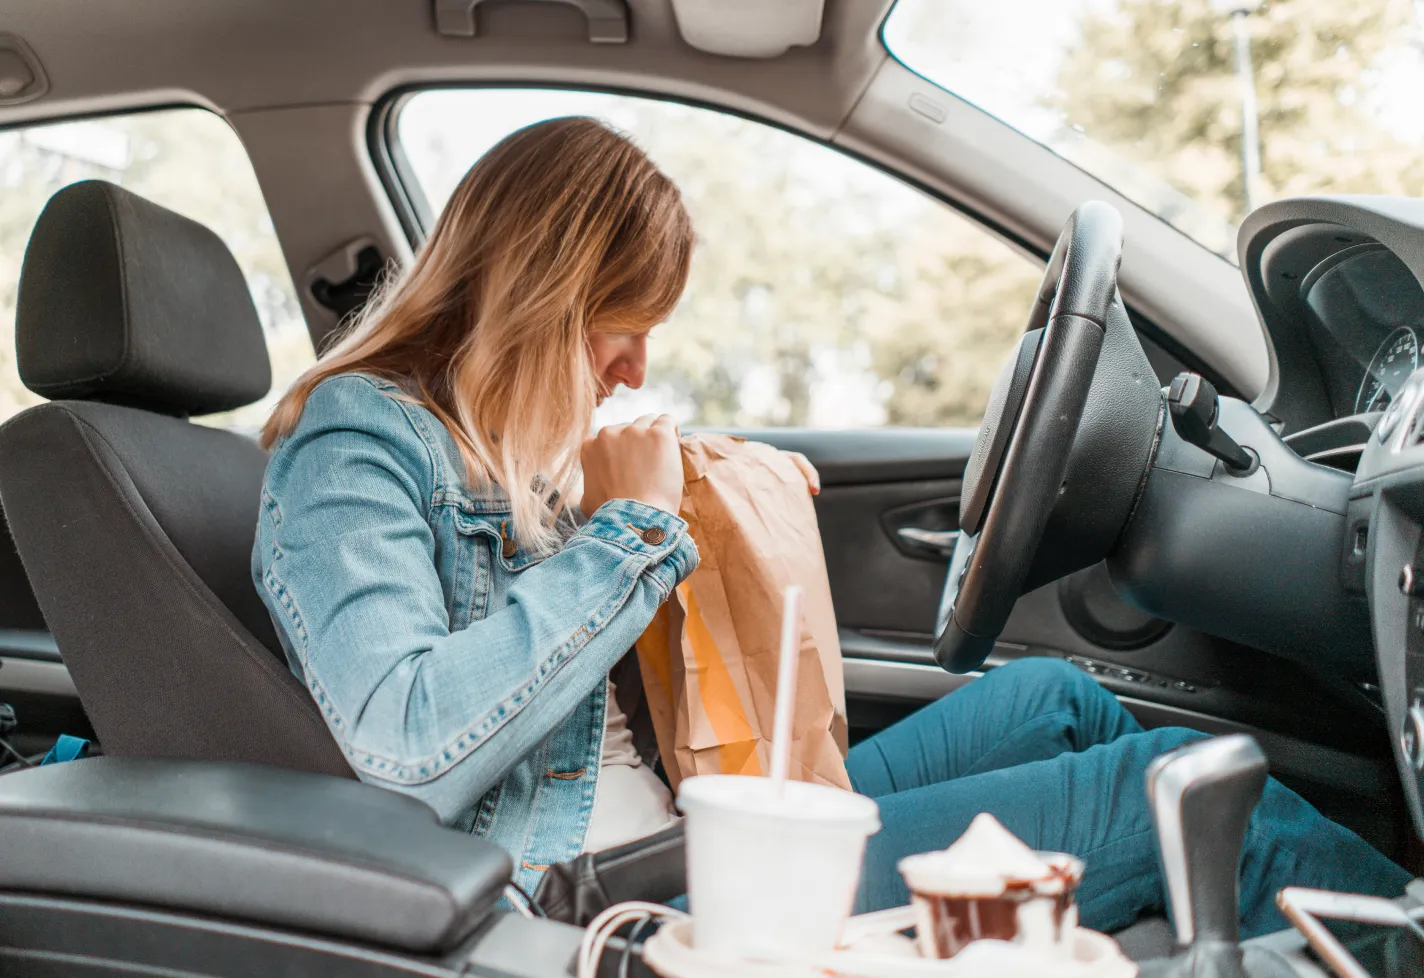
<box><xmin>1356</xmin><ymin>326</ymin><xmax>1421</xmax><ymax>415</ymax></box>
<box><xmin>1301</xmin><ymin>244</ymin><xmax>1424</xmax><ymax>422</ymax></box>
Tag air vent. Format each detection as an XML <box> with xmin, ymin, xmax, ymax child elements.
<box><xmin>1304</xmin><ymin>445</ymin><xmax>1364</xmax><ymax>473</ymax></box>
<box><xmin>1284</xmin><ymin>414</ymin><xmax>1375</xmax><ymax>473</ymax></box>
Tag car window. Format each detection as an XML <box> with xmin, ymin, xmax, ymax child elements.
<box><xmin>885</xmin><ymin>0</ymin><xmax>1424</xmax><ymax>263</ymax></box>
<box><xmin>0</xmin><ymin>108</ymin><xmax>313</xmax><ymax>428</ymax></box>
<box><xmin>397</xmin><ymin>89</ymin><xmax>1042</xmax><ymax>429</ymax></box>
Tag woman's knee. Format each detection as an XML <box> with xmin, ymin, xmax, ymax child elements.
<box><xmin>994</xmin><ymin>656</ymin><xmax>1111</xmax><ymax>703</ymax></box>
<box><xmin>988</xmin><ymin>656</ymin><xmax>1144</xmax><ymax>748</ymax></box>
<box><xmin>1134</xmin><ymin>726</ymin><xmax>1209</xmax><ymax>761</ymax></box>
<box><xmin>1144</xmin><ymin>725</ymin><xmax>1206</xmax><ymax>746</ymax></box>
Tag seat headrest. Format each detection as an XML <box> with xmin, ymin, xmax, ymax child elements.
<box><xmin>16</xmin><ymin>181</ymin><xmax>272</xmax><ymax>416</ymax></box>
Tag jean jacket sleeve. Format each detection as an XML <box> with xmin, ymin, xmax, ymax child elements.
<box><xmin>254</xmin><ymin>376</ymin><xmax>698</xmax><ymax>821</ymax></box>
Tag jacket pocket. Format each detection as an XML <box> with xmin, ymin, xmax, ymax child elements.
<box><xmin>453</xmin><ymin>510</ymin><xmax>552</xmax><ymax>573</ymax></box>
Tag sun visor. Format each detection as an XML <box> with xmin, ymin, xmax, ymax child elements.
<box><xmin>670</xmin><ymin>0</ymin><xmax>823</xmax><ymax>58</ymax></box>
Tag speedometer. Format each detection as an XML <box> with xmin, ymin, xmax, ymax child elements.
<box><xmin>1356</xmin><ymin>327</ymin><xmax>1421</xmax><ymax>414</ymax></box>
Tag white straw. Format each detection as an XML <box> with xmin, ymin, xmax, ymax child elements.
<box><xmin>769</xmin><ymin>584</ymin><xmax>804</xmax><ymax>792</ymax></box>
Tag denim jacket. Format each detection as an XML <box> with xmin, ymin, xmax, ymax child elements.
<box><xmin>251</xmin><ymin>373</ymin><xmax>699</xmax><ymax>892</ymax></box>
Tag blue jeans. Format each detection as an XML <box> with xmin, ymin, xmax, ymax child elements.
<box><xmin>847</xmin><ymin>657</ymin><xmax>1411</xmax><ymax>938</ymax></box>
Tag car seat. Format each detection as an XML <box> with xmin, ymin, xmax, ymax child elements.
<box><xmin>0</xmin><ymin>180</ymin><xmax>349</xmax><ymax>777</ymax></box>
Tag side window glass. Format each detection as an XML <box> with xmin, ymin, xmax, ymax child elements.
<box><xmin>0</xmin><ymin>108</ymin><xmax>313</xmax><ymax>428</ymax></box>
<box><xmin>397</xmin><ymin>90</ymin><xmax>1042</xmax><ymax>428</ymax></box>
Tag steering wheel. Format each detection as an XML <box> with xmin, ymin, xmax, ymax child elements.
<box><xmin>934</xmin><ymin>202</ymin><xmax>1126</xmax><ymax>673</ymax></box>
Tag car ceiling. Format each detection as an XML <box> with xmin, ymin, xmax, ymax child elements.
<box><xmin>0</xmin><ymin>0</ymin><xmax>890</xmax><ymax>132</ymax></box>
<box><xmin>0</xmin><ymin>0</ymin><xmax>1273</xmax><ymax>400</ymax></box>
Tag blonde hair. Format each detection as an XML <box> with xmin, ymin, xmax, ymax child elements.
<box><xmin>263</xmin><ymin>117</ymin><xmax>694</xmax><ymax>553</ymax></box>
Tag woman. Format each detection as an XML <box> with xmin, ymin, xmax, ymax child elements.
<box><xmin>254</xmin><ymin>117</ymin><xmax>1408</xmax><ymax>936</ymax></box>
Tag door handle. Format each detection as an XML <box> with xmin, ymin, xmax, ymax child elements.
<box><xmin>896</xmin><ymin>527</ymin><xmax>959</xmax><ymax>557</ymax></box>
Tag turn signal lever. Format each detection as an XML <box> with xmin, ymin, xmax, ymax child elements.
<box><xmin>1139</xmin><ymin>735</ymin><xmax>1294</xmax><ymax>978</ymax></box>
<box><xmin>1167</xmin><ymin>373</ymin><xmax>1256</xmax><ymax>474</ymax></box>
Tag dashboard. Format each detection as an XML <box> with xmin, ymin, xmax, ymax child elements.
<box><xmin>1238</xmin><ymin>197</ymin><xmax>1424</xmax><ymax>845</ymax></box>
<box><xmin>1241</xmin><ymin>199</ymin><xmax>1424</xmax><ymax>441</ymax></box>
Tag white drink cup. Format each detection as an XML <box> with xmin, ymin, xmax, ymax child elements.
<box><xmin>676</xmin><ymin>774</ymin><xmax>881</xmax><ymax>964</ymax></box>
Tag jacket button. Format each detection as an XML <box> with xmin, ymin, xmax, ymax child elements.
<box><xmin>640</xmin><ymin>526</ymin><xmax>667</xmax><ymax>546</ymax></box>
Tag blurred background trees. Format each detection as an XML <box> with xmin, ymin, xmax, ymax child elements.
<box><xmin>1050</xmin><ymin>0</ymin><xmax>1424</xmax><ymax>231</ymax></box>
<box><xmin>596</xmin><ymin>99</ymin><xmax>1044</xmax><ymax>429</ymax></box>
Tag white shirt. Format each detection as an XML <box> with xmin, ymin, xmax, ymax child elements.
<box><xmin>583</xmin><ymin>679</ymin><xmax>680</xmax><ymax>853</ymax></box>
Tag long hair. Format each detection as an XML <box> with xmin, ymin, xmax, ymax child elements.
<box><xmin>263</xmin><ymin>117</ymin><xmax>694</xmax><ymax>553</ymax></box>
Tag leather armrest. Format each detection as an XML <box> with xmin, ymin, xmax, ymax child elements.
<box><xmin>0</xmin><ymin>756</ymin><xmax>511</xmax><ymax>953</ymax></box>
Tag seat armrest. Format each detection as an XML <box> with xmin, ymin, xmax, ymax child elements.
<box><xmin>0</xmin><ymin>756</ymin><xmax>511</xmax><ymax>953</ymax></box>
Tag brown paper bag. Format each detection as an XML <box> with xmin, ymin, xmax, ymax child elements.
<box><xmin>634</xmin><ymin>433</ymin><xmax>850</xmax><ymax>792</ymax></box>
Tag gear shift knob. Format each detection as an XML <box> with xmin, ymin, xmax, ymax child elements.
<box><xmin>1147</xmin><ymin>735</ymin><xmax>1268</xmax><ymax>954</ymax></box>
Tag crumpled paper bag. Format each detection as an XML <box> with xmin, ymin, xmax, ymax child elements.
<box><xmin>634</xmin><ymin>433</ymin><xmax>850</xmax><ymax>791</ymax></box>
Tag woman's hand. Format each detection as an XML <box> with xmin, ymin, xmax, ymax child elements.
<box><xmin>581</xmin><ymin>414</ymin><xmax>684</xmax><ymax>516</ymax></box>
<box><xmin>785</xmin><ymin>451</ymin><xmax>821</xmax><ymax>496</ymax></box>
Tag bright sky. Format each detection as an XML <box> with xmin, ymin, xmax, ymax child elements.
<box><xmin>886</xmin><ymin>0</ymin><xmax>1424</xmax><ymax>139</ymax></box>
<box><xmin>883</xmin><ymin>0</ymin><xmax>1101</xmax><ymax>140</ymax></box>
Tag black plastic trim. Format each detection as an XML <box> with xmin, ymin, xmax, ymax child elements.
<box><xmin>366</xmin><ymin>92</ymin><xmax>433</xmax><ymax>248</ymax></box>
<box><xmin>0</xmin><ymin>629</ymin><xmax>59</xmax><ymax>662</ymax></box>
<box><xmin>0</xmin><ymin>892</ymin><xmax>465</xmax><ymax>978</ymax></box>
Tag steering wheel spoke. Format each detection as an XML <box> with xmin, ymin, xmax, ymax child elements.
<box><xmin>935</xmin><ymin>529</ymin><xmax>977</xmax><ymax>639</ymax></box>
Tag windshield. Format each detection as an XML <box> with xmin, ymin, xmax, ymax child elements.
<box><xmin>884</xmin><ymin>0</ymin><xmax>1424</xmax><ymax>263</ymax></box>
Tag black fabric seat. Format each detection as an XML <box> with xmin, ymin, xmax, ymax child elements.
<box><xmin>0</xmin><ymin>180</ymin><xmax>349</xmax><ymax>777</ymax></box>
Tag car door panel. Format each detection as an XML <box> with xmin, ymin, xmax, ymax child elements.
<box><xmin>815</xmin><ymin>480</ymin><xmax>957</xmax><ymax>635</ymax></box>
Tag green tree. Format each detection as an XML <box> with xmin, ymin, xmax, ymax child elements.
<box><xmin>1051</xmin><ymin>0</ymin><xmax>1424</xmax><ymax>228</ymax></box>
<box><xmin>864</xmin><ymin>222</ymin><xmax>1043</xmax><ymax>426</ymax></box>
<box><xmin>634</xmin><ymin>100</ymin><xmax>1041</xmax><ymax>427</ymax></box>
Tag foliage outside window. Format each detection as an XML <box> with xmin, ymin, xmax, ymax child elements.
<box><xmin>400</xmin><ymin>90</ymin><xmax>1042</xmax><ymax>429</ymax></box>
<box><xmin>0</xmin><ymin>108</ymin><xmax>313</xmax><ymax>427</ymax></box>
<box><xmin>886</xmin><ymin>0</ymin><xmax>1424</xmax><ymax>262</ymax></box>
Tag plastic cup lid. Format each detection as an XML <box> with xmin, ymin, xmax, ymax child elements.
<box><xmin>677</xmin><ymin>774</ymin><xmax>880</xmax><ymax>831</ymax></box>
